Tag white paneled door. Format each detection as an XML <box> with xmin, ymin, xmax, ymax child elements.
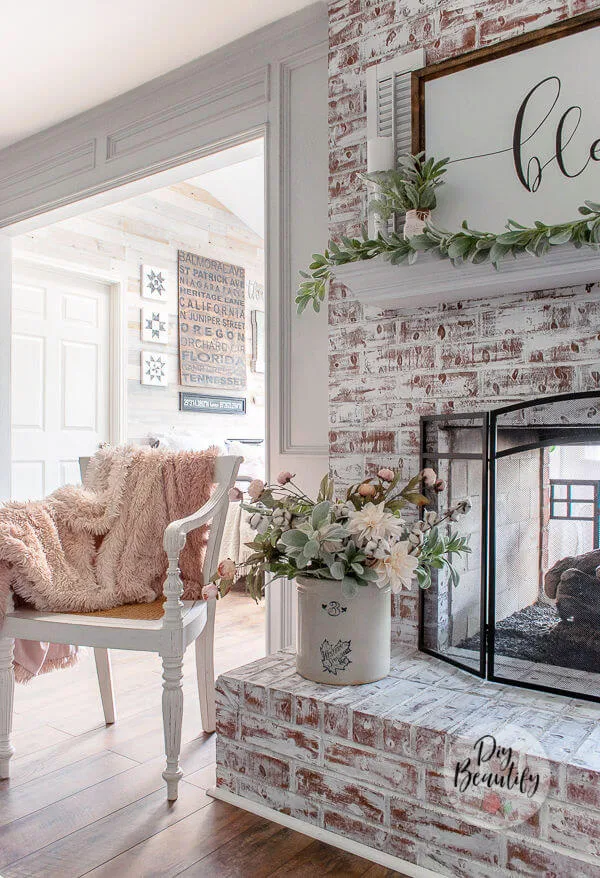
<box><xmin>11</xmin><ymin>266</ymin><xmax>111</xmax><ymax>500</ymax></box>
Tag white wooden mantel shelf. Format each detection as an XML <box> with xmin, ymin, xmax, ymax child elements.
<box><xmin>333</xmin><ymin>248</ymin><xmax>600</xmax><ymax>310</ymax></box>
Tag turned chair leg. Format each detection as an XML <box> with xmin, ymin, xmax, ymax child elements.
<box><xmin>94</xmin><ymin>648</ymin><xmax>116</xmax><ymax>725</ymax></box>
<box><xmin>0</xmin><ymin>637</ymin><xmax>15</xmax><ymax>779</ymax></box>
<box><xmin>161</xmin><ymin>653</ymin><xmax>184</xmax><ymax>801</ymax></box>
<box><xmin>196</xmin><ymin>598</ymin><xmax>216</xmax><ymax>734</ymax></box>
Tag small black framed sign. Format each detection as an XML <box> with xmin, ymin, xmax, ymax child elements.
<box><xmin>412</xmin><ymin>11</ymin><xmax>600</xmax><ymax>233</ymax></box>
<box><xmin>179</xmin><ymin>392</ymin><xmax>246</xmax><ymax>415</ymax></box>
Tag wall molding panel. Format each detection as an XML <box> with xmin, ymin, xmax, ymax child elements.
<box><xmin>0</xmin><ymin>235</ymin><xmax>11</xmax><ymax>498</ymax></box>
<box><xmin>0</xmin><ymin>140</ymin><xmax>96</xmax><ymax>211</ymax></box>
<box><xmin>105</xmin><ymin>67</ymin><xmax>270</xmax><ymax>162</ymax></box>
<box><xmin>278</xmin><ymin>44</ymin><xmax>329</xmax><ymax>457</ymax></box>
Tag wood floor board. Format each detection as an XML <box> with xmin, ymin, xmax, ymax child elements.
<box><xmin>0</xmin><ymin>737</ymin><xmax>213</xmax><ymax>867</ymax></box>
<box><xmin>183</xmin><ymin>762</ymin><xmax>216</xmax><ymax>789</ymax></box>
<box><xmin>0</xmin><ymin>758</ymin><xmax>168</xmax><ymax>868</ymax></box>
<box><xmin>104</xmin><ymin>707</ymin><xmax>216</xmax><ymax>763</ymax></box>
<box><xmin>8</xmin><ymin>722</ymin><xmax>73</xmax><ymax>755</ymax></box>
<box><xmin>7</xmin><ymin>728</ymin><xmax>120</xmax><ymax>787</ymax></box>
<box><xmin>11</xmin><ymin>707</ymin><xmax>54</xmax><ymax>733</ymax></box>
<box><xmin>175</xmin><ymin>820</ymin><xmax>316</xmax><ymax>877</ymax></box>
<box><xmin>0</xmin><ymin>750</ymin><xmax>136</xmax><ymax>828</ymax></box>
<box><xmin>80</xmin><ymin>799</ymin><xmax>263</xmax><ymax>878</ymax></box>
<box><xmin>268</xmin><ymin>840</ymin><xmax>401</xmax><ymax>877</ymax></box>
<box><xmin>41</xmin><ymin>677</ymin><xmax>162</xmax><ymax>735</ymax></box>
<box><xmin>1</xmin><ymin>782</ymin><xmax>209</xmax><ymax>878</ymax></box>
<box><xmin>363</xmin><ymin>866</ymin><xmax>407</xmax><ymax>877</ymax></box>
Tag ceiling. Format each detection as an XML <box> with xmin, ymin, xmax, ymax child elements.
<box><xmin>187</xmin><ymin>147</ymin><xmax>264</xmax><ymax>238</ymax></box>
<box><xmin>0</xmin><ymin>0</ymin><xmax>314</xmax><ymax>151</ymax></box>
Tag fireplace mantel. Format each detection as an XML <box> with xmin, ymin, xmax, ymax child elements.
<box><xmin>333</xmin><ymin>247</ymin><xmax>600</xmax><ymax>309</ymax></box>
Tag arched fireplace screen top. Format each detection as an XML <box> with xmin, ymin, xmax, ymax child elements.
<box><xmin>419</xmin><ymin>391</ymin><xmax>600</xmax><ymax>704</ymax></box>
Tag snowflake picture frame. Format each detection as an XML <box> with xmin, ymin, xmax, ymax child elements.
<box><xmin>141</xmin><ymin>264</ymin><xmax>168</xmax><ymax>301</ymax></box>
<box><xmin>141</xmin><ymin>351</ymin><xmax>168</xmax><ymax>387</ymax></box>
<box><xmin>141</xmin><ymin>307</ymin><xmax>169</xmax><ymax>345</ymax></box>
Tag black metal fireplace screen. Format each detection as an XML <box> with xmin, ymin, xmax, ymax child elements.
<box><xmin>419</xmin><ymin>391</ymin><xmax>600</xmax><ymax>704</ymax></box>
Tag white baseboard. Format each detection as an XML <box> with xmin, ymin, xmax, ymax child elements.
<box><xmin>208</xmin><ymin>786</ymin><xmax>442</xmax><ymax>878</ymax></box>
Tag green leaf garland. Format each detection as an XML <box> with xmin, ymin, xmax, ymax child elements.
<box><xmin>296</xmin><ymin>201</ymin><xmax>600</xmax><ymax>316</ymax></box>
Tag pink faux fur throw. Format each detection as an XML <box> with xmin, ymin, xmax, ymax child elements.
<box><xmin>0</xmin><ymin>446</ymin><xmax>218</xmax><ymax>681</ymax></box>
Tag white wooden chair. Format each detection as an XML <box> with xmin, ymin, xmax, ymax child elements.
<box><xmin>0</xmin><ymin>454</ymin><xmax>242</xmax><ymax>800</ymax></box>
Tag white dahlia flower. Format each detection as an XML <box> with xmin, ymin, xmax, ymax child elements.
<box><xmin>346</xmin><ymin>501</ymin><xmax>405</xmax><ymax>544</ymax></box>
<box><xmin>375</xmin><ymin>541</ymin><xmax>419</xmax><ymax>593</ymax></box>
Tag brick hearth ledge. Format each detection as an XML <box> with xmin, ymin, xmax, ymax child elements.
<box><xmin>213</xmin><ymin>647</ymin><xmax>600</xmax><ymax>877</ymax></box>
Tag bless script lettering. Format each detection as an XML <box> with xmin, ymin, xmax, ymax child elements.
<box><xmin>513</xmin><ymin>76</ymin><xmax>600</xmax><ymax>193</ymax></box>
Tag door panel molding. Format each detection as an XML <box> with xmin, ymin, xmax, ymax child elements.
<box><xmin>12</xmin><ymin>259</ymin><xmax>127</xmax><ymax>450</ymax></box>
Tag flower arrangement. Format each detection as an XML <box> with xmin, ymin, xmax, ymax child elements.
<box><xmin>212</xmin><ymin>465</ymin><xmax>471</xmax><ymax>602</ymax></box>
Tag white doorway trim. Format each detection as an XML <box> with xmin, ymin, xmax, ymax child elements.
<box><xmin>0</xmin><ymin>236</ymin><xmax>12</xmax><ymax>498</ymax></box>
<box><xmin>11</xmin><ymin>254</ymin><xmax>127</xmax><ymax>448</ymax></box>
<box><xmin>265</xmin><ymin>577</ymin><xmax>297</xmax><ymax>655</ymax></box>
<box><xmin>3</xmin><ymin>128</ymin><xmax>266</xmax><ymax>239</ymax></box>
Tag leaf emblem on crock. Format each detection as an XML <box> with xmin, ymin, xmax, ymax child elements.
<box><xmin>320</xmin><ymin>639</ymin><xmax>352</xmax><ymax>675</ymax></box>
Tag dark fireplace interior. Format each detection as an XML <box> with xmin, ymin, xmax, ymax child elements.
<box><xmin>419</xmin><ymin>393</ymin><xmax>600</xmax><ymax>703</ymax></box>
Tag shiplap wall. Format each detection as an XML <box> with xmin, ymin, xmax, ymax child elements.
<box><xmin>14</xmin><ymin>180</ymin><xmax>265</xmax><ymax>448</ymax></box>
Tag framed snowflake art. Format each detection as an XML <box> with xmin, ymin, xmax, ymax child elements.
<box><xmin>141</xmin><ymin>264</ymin><xmax>168</xmax><ymax>301</ymax></box>
<box><xmin>141</xmin><ymin>351</ymin><xmax>168</xmax><ymax>387</ymax></box>
<box><xmin>141</xmin><ymin>307</ymin><xmax>168</xmax><ymax>344</ymax></box>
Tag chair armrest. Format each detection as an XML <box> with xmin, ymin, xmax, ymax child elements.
<box><xmin>161</xmin><ymin>456</ymin><xmax>242</xmax><ymax>629</ymax></box>
<box><xmin>163</xmin><ymin>481</ymin><xmax>231</xmax><ymax>558</ymax></box>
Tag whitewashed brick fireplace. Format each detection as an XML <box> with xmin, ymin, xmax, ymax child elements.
<box><xmin>214</xmin><ymin>645</ymin><xmax>600</xmax><ymax>876</ymax></box>
<box><xmin>213</xmin><ymin>254</ymin><xmax>600</xmax><ymax>876</ymax></box>
<box><xmin>214</xmin><ymin>270</ymin><xmax>600</xmax><ymax>875</ymax></box>
<box><xmin>211</xmin><ymin>2</ymin><xmax>600</xmax><ymax>875</ymax></box>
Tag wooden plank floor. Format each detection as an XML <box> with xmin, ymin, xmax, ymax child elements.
<box><xmin>0</xmin><ymin>594</ymin><xmax>406</xmax><ymax>877</ymax></box>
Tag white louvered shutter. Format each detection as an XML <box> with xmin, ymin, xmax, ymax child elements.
<box><xmin>366</xmin><ymin>48</ymin><xmax>425</xmax><ymax>162</ymax></box>
<box><xmin>373</xmin><ymin>69</ymin><xmax>413</xmax><ymax>161</ymax></box>
<box><xmin>366</xmin><ymin>49</ymin><xmax>426</xmax><ymax>232</ymax></box>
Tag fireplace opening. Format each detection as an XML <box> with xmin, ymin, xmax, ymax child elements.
<box><xmin>419</xmin><ymin>392</ymin><xmax>600</xmax><ymax>703</ymax></box>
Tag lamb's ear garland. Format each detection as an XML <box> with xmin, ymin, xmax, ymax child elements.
<box><xmin>296</xmin><ymin>149</ymin><xmax>600</xmax><ymax>314</ymax></box>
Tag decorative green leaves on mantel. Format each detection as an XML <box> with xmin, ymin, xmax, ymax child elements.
<box><xmin>363</xmin><ymin>153</ymin><xmax>449</xmax><ymax>218</ymax></box>
<box><xmin>295</xmin><ymin>154</ymin><xmax>600</xmax><ymax>315</ymax></box>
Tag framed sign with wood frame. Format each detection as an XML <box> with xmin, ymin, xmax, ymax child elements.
<box><xmin>411</xmin><ymin>11</ymin><xmax>600</xmax><ymax>233</ymax></box>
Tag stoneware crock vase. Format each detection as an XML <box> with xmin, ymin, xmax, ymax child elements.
<box><xmin>296</xmin><ymin>577</ymin><xmax>391</xmax><ymax>685</ymax></box>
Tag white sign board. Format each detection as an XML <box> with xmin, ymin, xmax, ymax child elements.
<box><xmin>424</xmin><ymin>27</ymin><xmax>600</xmax><ymax>233</ymax></box>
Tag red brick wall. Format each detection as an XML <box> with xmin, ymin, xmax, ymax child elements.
<box><xmin>327</xmin><ymin>0</ymin><xmax>600</xmax><ymax>645</ymax></box>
